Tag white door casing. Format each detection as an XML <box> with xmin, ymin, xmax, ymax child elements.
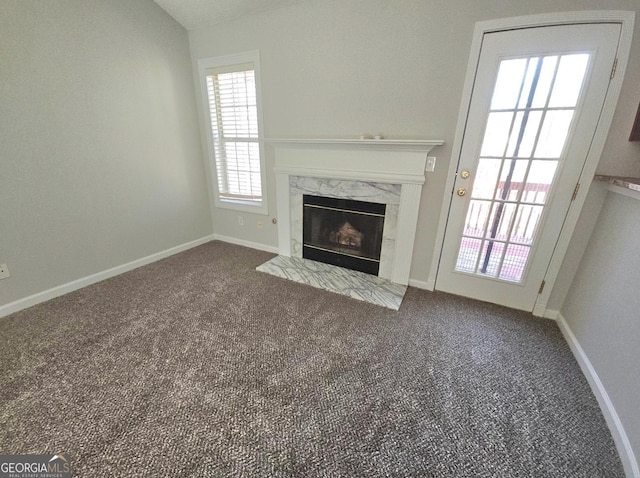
<box><xmin>429</xmin><ymin>11</ymin><xmax>635</xmax><ymax>315</ymax></box>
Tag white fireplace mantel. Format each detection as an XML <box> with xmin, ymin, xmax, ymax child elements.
<box><xmin>267</xmin><ymin>137</ymin><xmax>443</xmax><ymax>152</ymax></box>
<box><xmin>270</xmin><ymin>138</ymin><xmax>444</xmax><ymax>285</ymax></box>
<box><xmin>269</xmin><ymin>138</ymin><xmax>443</xmax><ymax>185</ymax></box>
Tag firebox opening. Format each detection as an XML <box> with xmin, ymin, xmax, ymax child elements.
<box><xmin>302</xmin><ymin>195</ymin><xmax>385</xmax><ymax>275</ymax></box>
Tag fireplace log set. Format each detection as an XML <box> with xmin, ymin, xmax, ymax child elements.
<box><xmin>329</xmin><ymin>222</ymin><xmax>363</xmax><ymax>249</ymax></box>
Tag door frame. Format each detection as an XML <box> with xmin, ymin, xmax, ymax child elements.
<box><xmin>428</xmin><ymin>10</ymin><xmax>635</xmax><ymax>317</ymax></box>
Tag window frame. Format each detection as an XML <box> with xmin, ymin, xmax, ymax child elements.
<box><xmin>198</xmin><ymin>51</ymin><xmax>268</xmax><ymax>215</ymax></box>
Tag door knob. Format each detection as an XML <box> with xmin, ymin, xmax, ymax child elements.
<box><xmin>457</xmin><ymin>187</ymin><xmax>467</xmax><ymax>197</ymax></box>
<box><xmin>460</xmin><ymin>170</ymin><xmax>471</xmax><ymax>179</ymax></box>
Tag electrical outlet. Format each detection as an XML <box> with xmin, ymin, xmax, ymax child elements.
<box><xmin>426</xmin><ymin>156</ymin><xmax>437</xmax><ymax>172</ymax></box>
<box><xmin>0</xmin><ymin>263</ymin><xmax>10</xmax><ymax>280</ymax></box>
<box><xmin>238</xmin><ymin>216</ymin><xmax>244</xmax><ymax>226</ymax></box>
<box><xmin>257</xmin><ymin>220</ymin><xmax>264</xmax><ymax>229</ymax></box>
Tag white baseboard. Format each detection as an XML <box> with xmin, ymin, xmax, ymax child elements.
<box><xmin>408</xmin><ymin>278</ymin><xmax>434</xmax><ymax>291</ymax></box>
<box><xmin>532</xmin><ymin>302</ymin><xmax>546</xmax><ymax>318</ymax></box>
<box><xmin>425</xmin><ymin>277</ymin><xmax>436</xmax><ymax>291</ymax></box>
<box><xmin>557</xmin><ymin>313</ymin><xmax>639</xmax><ymax>478</ymax></box>
<box><xmin>213</xmin><ymin>234</ymin><xmax>279</xmax><ymax>254</ymax></box>
<box><xmin>0</xmin><ymin>235</ymin><xmax>214</xmax><ymax>319</ymax></box>
<box><xmin>531</xmin><ymin>304</ymin><xmax>559</xmax><ymax>320</ymax></box>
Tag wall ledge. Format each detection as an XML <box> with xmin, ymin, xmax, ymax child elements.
<box><xmin>595</xmin><ymin>175</ymin><xmax>640</xmax><ymax>200</ymax></box>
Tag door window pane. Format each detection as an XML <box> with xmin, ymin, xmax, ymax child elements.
<box><xmin>549</xmin><ymin>54</ymin><xmax>590</xmax><ymax>107</ymax></box>
<box><xmin>516</xmin><ymin>57</ymin><xmax>541</xmax><ymax>109</ymax></box>
<box><xmin>511</xmin><ymin>204</ymin><xmax>543</xmax><ymax>245</ymax></box>
<box><xmin>534</xmin><ymin>110</ymin><xmax>574</xmax><ymax>158</ymax></box>
<box><xmin>499</xmin><ymin>244</ymin><xmax>531</xmax><ymax>282</ymax></box>
<box><xmin>491</xmin><ymin>59</ymin><xmax>527</xmax><ymax>110</ymax></box>
<box><xmin>486</xmin><ymin>202</ymin><xmax>517</xmax><ymax>242</ymax></box>
<box><xmin>532</xmin><ymin>56</ymin><xmax>558</xmax><ymax>108</ymax></box>
<box><xmin>477</xmin><ymin>241</ymin><xmax>505</xmax><ymax>277</ymax></box>
<box><xmin>472</xmin><ymin>158</ymin><xmax>501</xmax><ymax>199</ymax></box>
<box><xmin>481</xmin><ymin>112</ymin><xmax>513</xmax><ymax>157</ymax></box>
<box><xmin>463</xmin><ymin>200</ymin><xmax>492</xmax><ymax>237</ymax></box>
<box><xmin>495</xmin><ymin>160</ymin><xmax>529</xmax><ymax>201</ymax></box>
<box><xmin>506</xmin><ymin>111</ymin><xmax>542</xmax><ymax>157</ymax></box>
<box><xmin>523</xmin><ymin>160</ymin><xmax>558</xmax><ymax>204</ymax></box>
<box><xmin>456</xmin><ymin>238</ymin><xmax>482</xmax><ymax>273</ymax></box>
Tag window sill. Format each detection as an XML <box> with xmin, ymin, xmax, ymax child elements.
<box><xmin>215</xmin><ymin>197</ymin><xmax>268</xmax><ymax>216</ymax></box>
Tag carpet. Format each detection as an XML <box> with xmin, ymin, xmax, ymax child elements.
<box><xmin>0</xmin><ymin>241</ymin><xmax>623</xmax><ymax>477</ymax></box>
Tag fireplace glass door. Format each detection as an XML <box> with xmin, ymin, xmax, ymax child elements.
<box><xmin>303</xmin><ymin>195</ymin><xmax>385</xmax><ymax>275</ymax></box>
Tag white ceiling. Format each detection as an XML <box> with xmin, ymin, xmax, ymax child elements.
<box><xmin>153</xmin><ymin>0</ymin><xmax>306</xmax><ymax>31</ymax></box>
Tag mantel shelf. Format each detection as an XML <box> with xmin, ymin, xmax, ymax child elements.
<box><xmin>266</xmin><ymin>138</ymin><xmax>444</xmax><ymax>153</ymax></box>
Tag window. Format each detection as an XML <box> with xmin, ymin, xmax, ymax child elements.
<box><xmin>199</xmin><ymin>52</ymin><xmax>267</xmax><ymax>214</ymax></box>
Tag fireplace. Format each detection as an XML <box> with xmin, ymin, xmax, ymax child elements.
<box><xmin>270</xmin><ymin>138</ymin><xmax>444</xmax><ymax>286</ymax></box>
<box><xmin>303</xmin><ymin>195</ymin><xmax>385</xmax><ymax>275</ymax></box>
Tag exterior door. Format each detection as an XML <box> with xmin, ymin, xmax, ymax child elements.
<box><xmin>436</xmin><ymin>23</ymin><xmax>621</xmax><ymax>311</ymax></box>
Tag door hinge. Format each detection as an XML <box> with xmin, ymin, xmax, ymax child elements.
<box><xmin>539</xmin><ymin>280</ymin><xmax>546</xmax><ymax>294</ymax></box>
<box><xmin>571</xmin><ymin>182</ymin><xmax>580</xmax><ymax>201</ymax></box>
<box><xmin>611</xmin><ymin>58</ymin><xmax>618</xmax><ymax>79</ymax></box>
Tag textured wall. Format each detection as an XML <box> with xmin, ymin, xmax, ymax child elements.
<box><xmin>0</xmin><ymin>0</ymin><xmax>212</xmax><ymax>306</ymax></box>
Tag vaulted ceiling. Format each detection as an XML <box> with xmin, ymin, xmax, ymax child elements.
<box><xmin>153</xmin><ymin>0</ymin><xmax>307</xmax><ymax>31</ymax></box>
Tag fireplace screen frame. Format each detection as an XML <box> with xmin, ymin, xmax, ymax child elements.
<box><xmin>302</xmin><ymin>195</ymin><xmax>386</xmax><ymax>275</ymax></box>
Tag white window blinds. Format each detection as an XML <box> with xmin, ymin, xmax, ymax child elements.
<box><xmin>206</xmin><ymin>62</ymin><xmax>262</xmax><ymax>203</ymax></box>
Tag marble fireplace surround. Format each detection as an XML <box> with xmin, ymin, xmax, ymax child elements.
<box><xmin>271</xmin><ymin>139</ymin><xmax>443</xmax><ymax>285</ymax></box>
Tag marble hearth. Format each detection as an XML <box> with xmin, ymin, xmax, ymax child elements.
<box><xmin>257</xmin><ymin>138</ymin><xmax>443</xmax><ymax>309</ymax></box>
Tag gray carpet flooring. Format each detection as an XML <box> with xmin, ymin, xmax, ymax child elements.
<box><xmin>0</xmin><ymin>241</ymin><xmax>623</xmax><ymax>477</ymax></box>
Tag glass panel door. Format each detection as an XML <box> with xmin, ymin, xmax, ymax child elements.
<box><xmin>455</xmin><ymin>54</ymin><xmax>589</xmax><ymax>283</ymax></box>
<box><xmin>435</xmin><ymin>22</ymin><xmax>621</xmax><ymax>312</ymax></box>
